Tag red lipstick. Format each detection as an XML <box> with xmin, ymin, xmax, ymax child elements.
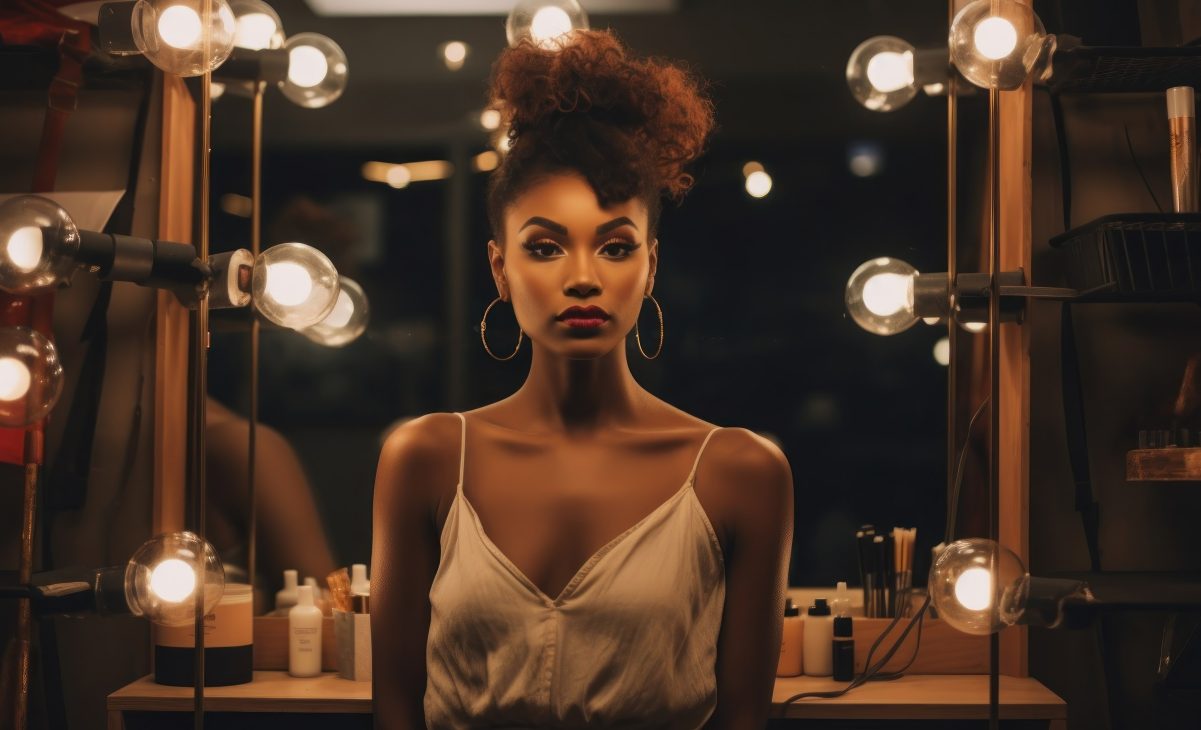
<box><xmin>557</xmin><ymin>305</ymin><xmax>609</xmax><ymax>328</ymax></box>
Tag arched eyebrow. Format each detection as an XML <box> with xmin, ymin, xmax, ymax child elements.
<box><xmin>518</xmin><ymin>216</ymin><xmax>639</xmax><ymax>235</ymax></box>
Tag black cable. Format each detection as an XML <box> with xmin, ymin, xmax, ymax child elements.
<box><xmin>1124</xmin><ymin>124</ymin><xmax>1164</xmax><ymax>213</ymax></box>
<box><xmin>946</xmin><ymin>397</ymin><xmax>991</xmax><ymax>545</ymax></box>
<box><xmin>1046</xmin><ymin>89</ymin><xmax>1073</xmax><ymax>232</ymax></box>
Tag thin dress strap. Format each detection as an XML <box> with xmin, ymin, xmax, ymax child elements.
<box><xmin>687</xmin><ymin>426</ymin><xmax>722</xmax><ymax>484</ymax></box>
<box><xmin>454</xmin><ymin>412</ymin><xmax>466</xmax><ymax>496</ymax></box>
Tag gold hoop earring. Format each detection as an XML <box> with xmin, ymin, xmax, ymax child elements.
<box><xmin>634</xmin><ymin>294</ymin><xmax>664</xmax><ymax>360</ymax></box>
<box><xmin>481</xmin><ymin>296</ymin><xmax>523</xmax><ymax>361</ymax></box>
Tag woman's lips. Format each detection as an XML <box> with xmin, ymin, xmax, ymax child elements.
<box><xmin>560</xmin><ymin>317</ymin><xmax>607</xmax><ymax>328</ymax></box>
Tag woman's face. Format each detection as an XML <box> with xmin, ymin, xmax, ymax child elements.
<box><xmin>488</xmin><ymin>171</ymin><xmax>657</xmax><ymax>360</ymax></box>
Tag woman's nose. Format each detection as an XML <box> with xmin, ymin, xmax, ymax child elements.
<box><xmin>563</xmin><ymin>254</ymin><xmax>601</xmax><ymax>297</ymax></box>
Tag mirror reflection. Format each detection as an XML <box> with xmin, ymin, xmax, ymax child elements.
<box><xmin>204</xmin><ymin>0</ymin><xmax>951</xmax><ymax>623</ymax></box>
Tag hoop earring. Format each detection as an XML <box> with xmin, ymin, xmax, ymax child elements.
<box><xmin>481</xmin><ymin>296</ymin><xmax>523</xmax><ymax>361</ymax></box>
<box><xmin>634</xmin><ymin>294</ymin><xmax>664</xmax><ymax>360</ymax></box>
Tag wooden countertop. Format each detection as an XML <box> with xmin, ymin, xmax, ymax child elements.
<box><xmin>109</xmin><ymin>672</ymin><xmax>1066</xmax><ymax>720</ymax></box>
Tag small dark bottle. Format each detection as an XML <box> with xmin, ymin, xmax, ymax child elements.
<box><xmin>832</xmin><ymin>615</ymin><xmax>855</xmax><ymax>682</ymax></box>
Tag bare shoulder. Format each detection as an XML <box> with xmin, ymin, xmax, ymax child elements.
<box><xmin>704</xmin><ymin>427</ymin><xmax>792</xmax><ymax>490</ymax></box>
<box><xmin>693</xmin><ymin>426</ymin><xmax>793</xmax><ymax>550</ymax></box>
<box><xmin>374</xmin><ymin>412</ymin><xmax>464</xmax><ymax>518</ymax></box>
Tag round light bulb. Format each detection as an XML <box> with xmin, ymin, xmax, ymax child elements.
<box><xmin>846</xmin><ymin>36</ymin><xmax>918</xmax><ymax>112</ymax></box>
<box><xmin>300</xmin><ymin>276</ymin><xmax>369</xmax><ymax>347</ymax></box>
<box><xmin>865</xmin><ymin>51</ymin><xmax>914</xmax><ymax>93</ymax></box>
<box><xmin>386</xmin><ymin>165</ymin><xmax>412</xmax><ymax>189</ymax></box>
<box><xmin>862</xmin><ymin>273</ymin><xmax>911</xmax><ymax>316</ymax></box>
<box><xmin>131</xmin><ymin>0</ymin><xmax>237</xmax><ymax>76</ymax></box>
<box><xmin>949</xmin><ymin>0</ymin><xmax>1055</xmax><ymax>90</ymax></box>
<box><xmin>845</xmin><ymin>257</ymin><xmax>919</xmax><ymax>336</ymax></box>
<box><xmin>230</xmin><ymin>0</ymin><xmax>284</xmax><ymax>49</ymax></box>
<box><xmin>125</xmin><ymin>531</ymin><xmax>223</xmax><ymax>626</ymax></box>
<box><xmin>288</xmin><ymin>45</ymin><xmax>328</xmax><ymax>87</ymax></box>
<box><xmin>928</xmin><ymin>538</ymin><xmax>1029</xmax><ymax>635</ymax></box>
<box><xmin>479</xmin><ymin>108</ymin><xmax>501</xmax><ymax>131</ymax></box>
<box><xmin>279</xmin><ymin>32</ymin><xmax>348</xmax><ymax>108</ymax></box>
<box><xmin>149</xmin><ymin>558</ymin><xmax>196</xmax><ymax>602</ymax></box>
<box><xmin>973</xmin><ymin>16</ymin><xmax>1018</xmax><ymax>60</ymax></box>
<box><xmin>157</xmin><ymin>5</ymin><xmax>202</xmax><ymax>48</ymax></box>
<box><xmin>506</xmin><ymin>0</ymin><xmax>588</xmax><ymax>49</ymax></box>
<box><xmin>955</xmin><ymin>566</ymin><xmax>993</xmax><ymax>611</ymax></box>
<box><xmin>0</xmin><ymin>327</ymin><xmax>64</xmax><ymax>427</ymax></box>
<box><xmin>265</xmin><ymin>261</ymin><xmax>313</xmax><ymax>306</ymax></box>
<box><xmin>0</xmin><ymin>357</ymin><xmax>32</xmax><ymax>401</ymax></box>
<box><xmin>933</xmin><ymin>336</ymin><xmax>951</xmax><ymax>366</ymax></box>
<box><xmin>7</xmin><ymin>226</ymin><xmax>44</xmax><ymax>272</ymax></box>
<box><xmin>441</xmin><ymin>40</ymin><xmax>468</xmax><ymax>70</ymax></box>
<box><xmin>745</xmin><ymin>170</ymin><xmax>773</xmax><ymax>198</ymax></box>
<box><xmin>252</xmin><ymin>242</ymin><xmax>339</xmax><ymax>329</ymax></box>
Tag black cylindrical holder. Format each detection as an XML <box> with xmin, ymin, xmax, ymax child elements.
<box><xmin>913</xmin><ymin>47</ymin><xmax>951</xmax><ymax>88</ymax></box>
<box><xmin>98</xmin><ymin>2</ymin><xmax>138</xmax><ymax>55</ymax></box>
<box><xmin>3</xmin><ymin>567</ymin><xmax>130</xmax><ymax>618</ymax></box>
<box><xmin>78</xmin><ymin>230</ymin><xmax>209</xmax><ymax>305</ymax></box>
<box><xmin>1016</xmin><ymin>577</ymin><xmax>1094</xmax><ymax>630</ymax></box>
<box><xmin>912</xmin><ymin>273</ymin><xmax>951</xmax><ymax>319</ymax></box>
<box><xmin>955</xmin><ymin>271</ymin><xmax>1027</xmax><ymax>324</ymax></box>
<box><xmin>216</xmin><ymin>48</ymin><xmax>289</xmax><ymax>84</ymax></box>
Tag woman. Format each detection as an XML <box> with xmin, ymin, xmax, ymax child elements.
<box><xmin>372</xmin><ymin>29</ymin><xmax>793</xmax><ymax>729</ymax></box>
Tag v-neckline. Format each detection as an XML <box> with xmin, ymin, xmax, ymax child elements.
<box><xmin>456</xmin><ymin>476</ymin><xmax>697</xmax><ymax>606</ymax></box>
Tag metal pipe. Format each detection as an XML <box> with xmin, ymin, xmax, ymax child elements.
<box><xmin>946</xmin><ymin>21</ymin><xmax>959</xmax><ymax>546</ymax></box>
<box><xmin>987</xmin><ymin>84</ymin><xmax>1002</xmax><ymax>730</ymax></box>
<box><xmin>248</xmin><ymin>81</ymin><xmax>264</xmax><ymax>596</ymax></box>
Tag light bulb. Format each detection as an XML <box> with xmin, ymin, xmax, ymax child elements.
<box><xmin>0</xmin><ymin>327</ymin><xmax>64</xmax><ymax>427</ymax></box>
<box><xmin>974</xmin><ymin>16</ymin><xmax>1018</xmax><ymax>60</ymax></box>
<box><xmin>0</xmin><ymin>195</ymin><xmax>80</xmax><ymax>292</ymax></box>
<box><xmin>928</xmin><ymin>538</ymin><xmax>1028</xmax><ymax>635</ymax></box>
<box><xmin>847</xmin><ymin>36</ymin><xmax>918</xmax><ymax>112</ymax></box>
<box><xmin>125</xmin><ymin>531</ymin><xmax>224</xmax><ymax>626</ymax></box>
<box><xmin>933</xmin><ymin>336</ymin><xmax>951</xmax><ymax>366</ymax></box>
<box><xmin>149</xmin><ymin>558</ymin><xmax>196</xmax><ymax>602</ymax></box>
<box><xmin>506</xmin><ymin>0</ymin><xmax>588</xmax><ymax>49</ymax></box>
<box><xmin>230</xmin><ymin>0</ymin><xmax>284</xmax><ymax>50</ymax></box>
<box><xmin>0</xmin><ymin>357</ymin><xmax>32</xmax><ymax>401</ymax></box>
<box><xmin>301</xmin><ymin>276</ymin><xmax>369</xmax><ymax>347</ymax></box>
<box><xmin>279</xmin><ymin>32</ymin><xmax>348</xmax><ymax>108</ymax></box>
<box><xmin>745</xmin><ymin>170</ymin><xmax>773</xmax><ymax>198</ymax></box>
<box><xmin>264</xmin><ymin>262</ymin><xmax>313</xmax><ymax>306</ymax></box>
<box><xmin>949</xmin><ymin>0</ymin><xmax>1055</xmax><ymax>90</ymax></box>
<box><xmin>252</xmin><ymin>242</ymin><xmax>339</xmax><ymax>329</ymax></box>
<box><xmin>441</xmin><ymin>40</ymin><xmax>468</xmax><ymax>70</ymax></box>
<box><xmin>479</xmin><ymin>108</ymin><xmax>501</xmax><ymax>131</ymax></box>
<box><xmin>131</xmin><ymin>0</ymin><xmax>237</xmax><ymax>76</ymax></box>
<box><xmin>845</xmin><ymin>257</ymin><xmax>919</xmax><ymax>335</ymax></box>
<box><xmin>960</xmin><ymin>320</ymin><xmax>987</xmax><ymax>333</ymax></box>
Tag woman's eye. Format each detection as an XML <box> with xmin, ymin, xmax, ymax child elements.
<box><xmin>600</xmin><ymin>241</ymin><xmax>638</xmax><ymax>258</ymax></box>
<box><xmin>523</xmin><ymin>241</ymin><xmax>561</xmax><ymax>258</ymax></box>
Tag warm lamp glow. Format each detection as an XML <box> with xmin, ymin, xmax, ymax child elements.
<box><xmin>531</xmin><ymin>6</ymin><xmax>572</xmax><ymax>44</ymax></box>
<box><xmin>288</xmin><ymin>45</ymin><xmax>328</xmax><ymax>87</ymax></box>
<box><xmin>149</xmin><ymin>558</ymin><xmax>197</xmax><ymax>603</ymax></box>
<box><xmin>955</xmin><ymin>566</ymin><xmax>993</xmax><ymax>611</ymax></box>
<box><xmin>7</xmin><ymin>226</ymin><xmax>43</xmax><ymax>272</ymax></box>
<box><xmin>264</xmin><ymin>261</ymin><xmax>314</xmax><ymax>306</ymax></box>
<box><xmin>865</xmin><ymin>50</ymin><xmax>913</xmax><ymax>93</ymax></box>
<box><xmin>745</xmin><ymin>170</ymin><xmax>772</xmax><ymax>198</ymax></box>
<box><xmin>0</xmin><ymin>357</ymin><xmax>32</xmax><ymax>401</ymax></box>
<box><xmin>862</xmin><ymin>273</ymin><xmax>911</xmax><ymax>317</ymax></box>
<box><xmin>157</xmin><ymin>5</ymin><xmax>203</xmax><ymax>49</ymax></box>
<box><xmin>973</xmin><ymin>16</ymin><xmax>1018</xmax><ymax>60</ymax></box>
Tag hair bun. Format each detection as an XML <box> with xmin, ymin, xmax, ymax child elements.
<box><xmin>488</xmin><ymin>29</ymin><xmax>715</xmax><ymax>202</ymax></box>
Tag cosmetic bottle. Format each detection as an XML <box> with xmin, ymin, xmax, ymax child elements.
<box><xmin>351</xmin><ymin>563</ymin><xmax>370</xmax><ymax>596</ymax></box>
<box><xmin>802</xmin><ymin>598</ymin><xmax>833</xmax><ymax>676</ymax></box>
<box><xmin>1168</xmin><ymin>86</ymin><xmax>1197</xmax><ymax>212</ymax></box>
<box><xmin>289</xmin><ymin>585</ymin><xmax>323</xmax><ymax>677</ymax></box>
<box><xmin>275</xmin><ymin>569</ymin><xmax>299</xmax><ymax>614</ymax></box>
<box><xmin>776</xmin><ymin>597</ymin><xmax>804</xmax><ymax>677</ymax></box>
<box><xmin>832</xmin><ymin>582</ymin><xmax>855</xmax><ymax>682</ymax></box>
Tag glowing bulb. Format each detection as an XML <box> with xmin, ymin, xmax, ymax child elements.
<box><xmin>265</xmin><ymin>262</ymin><xmax>313</xmax><ymax>306</ymax></box>
<box><xmin>323</xmin><ymin>290</ymin><xmax>355</xmax><ymax>329</ymax></box>
<box><xmin>234</xmin><ymin>12</ymin><xmax>278</xmax><ymax>49</ymax></box>
<box><xmin>973</xmin><ymin>16</ymin><xmax>1018</xmax><ymax>60</ymax></box>
<box><xmin>933</xmin><ymin>337</ymin><xmax>951</xmax><ymax>366</ymax></box>
<box><xmin>157</xmin><ymin>5</ymin><xmax>202</xmax><ymax>48</ymax></box>
<box><xmin>865</xmin><ymin>50</ymin><xmax>913</xmax><ymax>93</ymax></box>
<box><xmin>480</xmin><ymin>108</ymin><xmax>501</xmax><ymax>130</ymax></box>
<box><xmin>149</xmin><ymin>558</ymin><xmax>196</xmax><ymax>603</ymax></box>
<box><xmin>0</xmin><ymin>357</ymin><xmax>31</xmax><ymax>401</ymax></box>
<box><xmin>530</xmin><ymin>6</ymin><xmax>572</xmax><ymax>45</ymax></box>
<box><xmin>442</xmin><ymin>40</ymin><xmax>468</xmax><ymax>70</ymax></box>
<box><xmin>6</xmin><ymin>226</ymin><xmax>43</xmax><ymax>272</ymax></box>
<box><xmin>862</xmin><ymin>273</ymin><xmax>912</xmax><ymax>317</ymax></box>
<box><xmin>745</xmin><ymin>170</ymin><xmax>772</xmax><ymax>198</ymax></box>
<box><xmin>955</xmin><ymin>566</ymin><xmax>993</xmax><ymax>611</ymax></box>
<box><xmin>386</xmin><ymin>165</ymin><xmax>412</xmax><ymax>189</ymax></box>
<box><xmin>288</xmin><ymin>45</ymin><xmax>328</xmax><ymax>88</ymax></box>
<box><xmin>961</xmin><ymin>320</ymin><xmax>987</xmax><ymax>333</ymax></box>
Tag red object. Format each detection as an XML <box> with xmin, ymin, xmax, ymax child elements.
<box><xmin>0</xmin><ymin>1</ymin><xmax>85</xmax><ymax>464</ymax></box>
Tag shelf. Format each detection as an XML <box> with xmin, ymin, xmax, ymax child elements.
<box><xmin>1128</xmin><ymin>447</ymin><xmax>1201</xmax><ymax>481</ymax></box>
<box><xmin>1047</xmin><ymin>44</ymin><xmax>1201</xmax><ymax>94</ymax></box>
<box><xmin>1049</xmin><ymin>213</ymin><xmax>1201</xmax><ymax>301</ymax></box>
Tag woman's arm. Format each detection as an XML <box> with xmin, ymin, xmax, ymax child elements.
<box><xmin>371</xmin><ymin>414</ymin><xmax>457</xmax><ymax>730</ymax></box>
<box><xmin>703</xmin><ymin>429</ymin><xmax>795</xmax><ymax>729</ymax></box>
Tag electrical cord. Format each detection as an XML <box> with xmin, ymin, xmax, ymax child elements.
<box><xmin>945</xmin><ymin>397</ymin><xmax>991</xmax><ymax>545</ymax></box>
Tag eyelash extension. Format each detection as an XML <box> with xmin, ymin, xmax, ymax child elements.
<box><xmin>521</xmin><ymin>239</ymin><xmax>641</xmax><ymax>258</ymax></box>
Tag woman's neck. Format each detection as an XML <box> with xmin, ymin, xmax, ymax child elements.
<box><xmin>509</xmin><ymin>340</ymin><xmax>646</xmax><ymax>435</ymax></box>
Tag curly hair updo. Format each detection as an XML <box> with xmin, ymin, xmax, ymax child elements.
<box><xmin>485</xmin><ymin>29</ymin><xmax>716</xmax><ymax>242</ymax></box>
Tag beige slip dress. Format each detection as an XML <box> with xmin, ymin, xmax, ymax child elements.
<box><xmin>424</xmin><ymin>412</ymin><xmax>727</xmax><ymax>729</ymax></box>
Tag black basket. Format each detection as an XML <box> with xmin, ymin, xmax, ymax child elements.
<box><xmin>1049</xmin><ymin>214</ymin><xmax>1201</xmax><ymax>301</ymax></box>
